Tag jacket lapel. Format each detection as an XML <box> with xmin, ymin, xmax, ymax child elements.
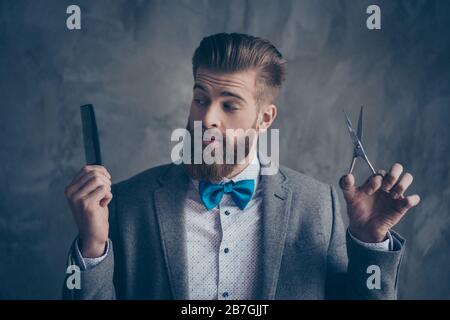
<box><xmin>153</xmin><ymin>164</ymin><xmax>190</xmax><ymax>300</ymax></box>
<box><xmin>153</xmin><ymin>163</ymin><xmax>295</xmax><ymax>300</ymax></box>
<box><xmin>259</xmin><ymin>168</ymin><xmax>293</xmax><ymax>299</ymax></box>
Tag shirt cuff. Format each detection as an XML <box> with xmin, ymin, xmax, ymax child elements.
<box><xmin>74</xmin><ymin>238</ymin><xmax>109</xmax><ymax>270</ymax></box>
<box><xmin>348</xmin><ymin>229</ymin><xmax>393</xmax><ymax>251</ymax></box>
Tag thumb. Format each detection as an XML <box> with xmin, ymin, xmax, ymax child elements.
<box><xmin>100</xmin><ymin>194</ymin><xmax>113</xmax><ymax>208</ymax></box>
<box><xmin>339</xmin><ymin>173</ymin><xmax>356</xmax><ymax>198</ymax></box>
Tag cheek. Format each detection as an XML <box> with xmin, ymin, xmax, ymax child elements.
<box><xmin>227</xmin><ymin>109</ymin><xmax>258</xmax><ymax>128</ymax></box>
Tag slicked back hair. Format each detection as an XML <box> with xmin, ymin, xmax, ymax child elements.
<box><xmin>192</xmin><ymin>33</ymin><xmax>286</xmax><ymax>107</ymax></box>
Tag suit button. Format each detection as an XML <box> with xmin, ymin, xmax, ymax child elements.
<box><xmin>222</xmin><ymin>292</ymin><xmax>229</xmax><ymax>298</ymax></box>
<box><xmin>224</xmin><ymin>210</ymin><xmax>230</xmax><ymax>216</ymax></box>
<box><xmin>224</xmin><ymin>248</ymin><xmax>229</xmax><ymax>253</ymax></box>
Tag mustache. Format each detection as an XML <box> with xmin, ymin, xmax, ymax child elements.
<box><xmin>186</xmin><ymin>125</ymin><xmax>228</xmax><ymax>147</ymax></box>
<box><xmin>186</xmin><ymin>123</ymin><xmax>224</xmax><ymax>137</ymax></box>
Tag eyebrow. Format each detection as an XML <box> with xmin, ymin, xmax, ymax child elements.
<box><xmin>193</xmin><ymin>83</ymin><xmax>247</xmax><ymax>103</ymax></box>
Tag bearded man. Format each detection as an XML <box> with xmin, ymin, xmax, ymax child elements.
<box><xmin>63</xmin><ymin>33</ymin><xmax>420</xmax><ymax>300</ymax></box>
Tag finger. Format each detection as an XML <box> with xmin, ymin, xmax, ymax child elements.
<box><xmin>85</xmin><ymin>165</ymin><xmax>111</xmax><ymax>179</ymax></box>
<box><xmin>339</xmin><ymin>174</ymin><xmax>356</xmax><ymax>197</ymax></box>
<box><xmin>79</xmin><ymin>165</ymin><xmax>111</xmax><ymax>182</ymax></box>
<box><xmin>79</xmin><ymin>174</ymin><xmax>111</xmax><ymax>196</ymax></box>
<box><xmin>71</xmin><ymin>165</ymin><xmax>111</xmax><ymax>186</ymax></box>
<box><xmin>360</xmin><ymin>170</ymin><xmax>385</xmax><ymax>195</ymax></box>
<box><xmin>66</xmin><ymin>167</ymin><xmax>110</xmax><ymax>197</ymax></box>
<box><xmin>390</xmin><ymin>172</ymin><xmax>413</xmax><ymax>199</ymax></box>
<box><xmin>395</xmin><ymin>194</ymin><xmax>421</xmax><ymax>214</ymax></box>
<box><xmin>76</xmin><ymin>171</ymin><xmax>110</xmax><ymax>191</ymax></box>
<box><xmin>89</xmin><ymin>185</ymin><xmax>112</xmax><ymax>204</ymax></box>
<box><xmin>99</xmin><ymin>191</ymin><xmax>113</xmax><ymax>207</ymax></box>
<box><xmin>66</xmin><ymin>171</ymin><xmax>111</xmax><ymax>198</ymax></box>
<box><xmin>75</xmin><ymin>175</ymin><xmax>111</xmax><ymax>199</ymax></box>
<box><xmin>382</xmin><ymin>163</ymin><xmax>403</xmax><ymax>192</ymax></box>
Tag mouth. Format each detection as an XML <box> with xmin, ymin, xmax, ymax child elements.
<box><xmin>202</xmin><ymin>136</ymin><xmax>223</xmax><ymax>147</ymax></box>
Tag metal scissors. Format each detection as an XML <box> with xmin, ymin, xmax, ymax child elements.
<box><xmin>343</xmin><ymin>106</ymin><xmax>376</xmax><ymax>175</ymax></box>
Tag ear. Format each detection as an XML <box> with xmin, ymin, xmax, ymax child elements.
<box><xmin>257</xmin><ymin>104</ymin><xmax>277</xmax><ymax>133</ymax></box>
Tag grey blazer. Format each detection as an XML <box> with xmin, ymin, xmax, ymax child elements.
<box><xmin>63</xmin><ymin>163</ymin><xmax>405</xmax><ymax>300</ymax></box>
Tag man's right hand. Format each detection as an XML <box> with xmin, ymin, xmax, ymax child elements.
<box><xmin>65</xmin><ymin>165</ymin><xmax>112</xmax><ymax>258</ymax></box>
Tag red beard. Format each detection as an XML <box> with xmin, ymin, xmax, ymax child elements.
<box><xmin>183</xmin><ymin>122</ymin><xmax>254</xmax><ymax>182</ymax></box>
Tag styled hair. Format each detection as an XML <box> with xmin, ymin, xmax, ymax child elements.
<box><xmin>192</xmin><ymin>33</ymin><xmax>286</xmax><ymax>106</ymax></box>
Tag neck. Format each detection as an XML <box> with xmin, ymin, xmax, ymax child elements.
<box><xmin>224</xmin><ymin>146</ymin><xmax>257</xmax><ymax>180</ymax></box>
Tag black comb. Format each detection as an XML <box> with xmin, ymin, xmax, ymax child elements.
<box><xmin>80</xmin><ymin>104</ymin><xmax>102</xmax><ymax>165</ymax></box>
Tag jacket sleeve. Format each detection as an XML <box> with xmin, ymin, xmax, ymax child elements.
<box><xmin>325</xmin><ymin>185</ymin><xmax>405</xmax><ymax>300</ymax></box>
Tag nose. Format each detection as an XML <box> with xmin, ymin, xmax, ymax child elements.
<box><xmin>202</xmin><ymin>103</ymin><xmax>221</xmax><ymax>129</ymax></box>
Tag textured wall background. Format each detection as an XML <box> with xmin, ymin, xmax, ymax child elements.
<box><xmin>0</xmin><ymin>0</ymin><xmax>449</xmax><ymax>299</ymax></box>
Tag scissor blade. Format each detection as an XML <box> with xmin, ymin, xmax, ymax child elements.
<box><xmin>343</xmin><ymin>110</ymin><xmax>360</xmax><ymax>146</ymax></box>
<box><xmin>357</xmin><ymin>106</ymin><xmax>363</xmax><ymax>141</ymax></box>
<box><xmin>343</xmin><ymin>108</ymin><xmax>376</xmax><ymax>175</ymax></box>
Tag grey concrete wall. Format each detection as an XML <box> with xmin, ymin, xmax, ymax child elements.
<box><xmin>0</xmin><ymin>0</ymin><xmax>449</xmax><ymax>299</ymax></box>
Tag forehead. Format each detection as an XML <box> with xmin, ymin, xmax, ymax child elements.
<box><xmin>194</xmin><ymin>68</ymin><xmax>257</xmax><ymax>101</ymax></box>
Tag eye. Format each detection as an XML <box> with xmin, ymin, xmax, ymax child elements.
<box><xmin>194</xmin><ymin>98</ymin><xmax>208</xmax><ymax>106</ymax></box>
<box><xmin>223</xmin><ymin>103</ymin><xmax>238</xmax><ymax>111</ymax></box>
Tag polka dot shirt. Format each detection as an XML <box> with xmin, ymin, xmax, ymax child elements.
<box><xmin>184</xmin><ymin>155</ymin><xmax>262</xmax><ymax>300</ymax></box>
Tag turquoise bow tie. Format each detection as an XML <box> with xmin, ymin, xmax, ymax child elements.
<box><xmin>199</xmin><ymin>179</ymin><xmax>255</xmax><ymax>211</ymax></box>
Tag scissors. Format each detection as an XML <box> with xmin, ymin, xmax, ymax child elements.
<box><xmin>343</xmin><ymin>106</ymin><xmax>376</xmax><ymax>175</ymax></box>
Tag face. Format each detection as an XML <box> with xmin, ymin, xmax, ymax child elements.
<box><xmin>184</xmin><ymin>67</ymin><xmax>277</xmax><ymax>181</ymax></box>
